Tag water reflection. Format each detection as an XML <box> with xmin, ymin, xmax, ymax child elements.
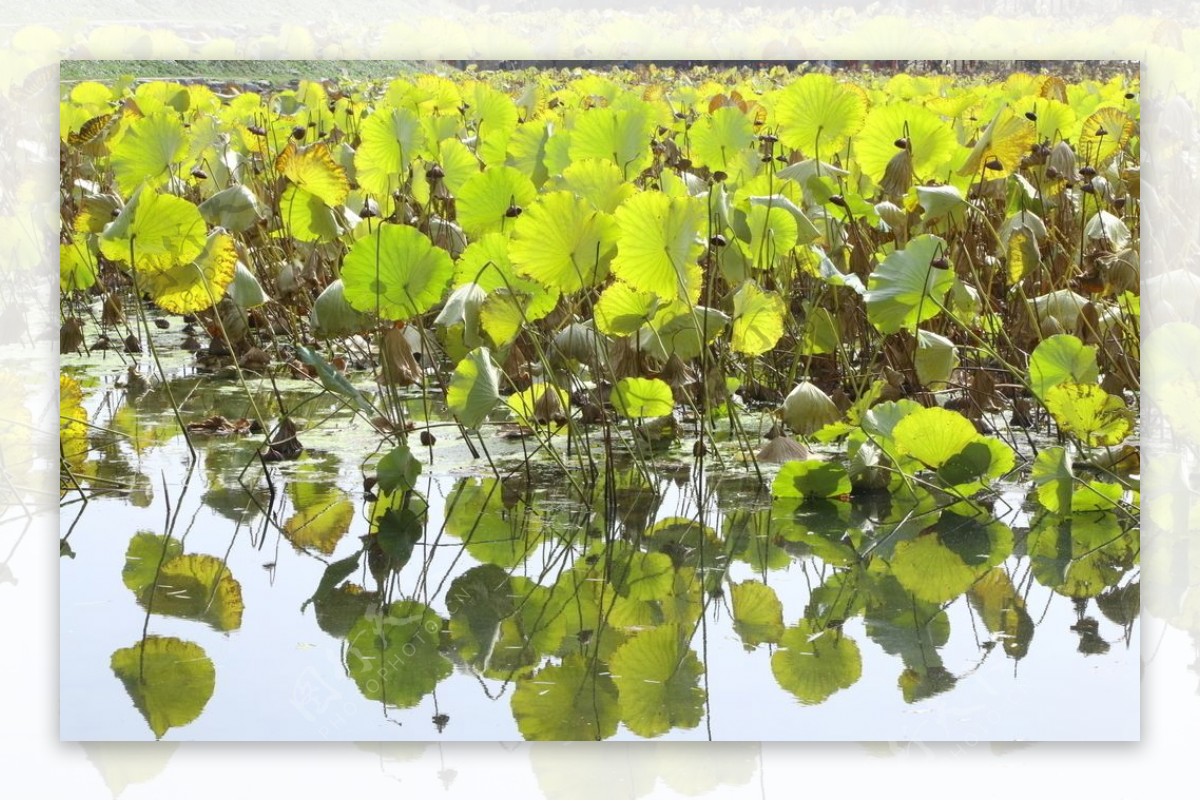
<box><xmin>62</xmin><ymin>368</ymin><xmax>1139</xmax><ymax>741</ymax></box>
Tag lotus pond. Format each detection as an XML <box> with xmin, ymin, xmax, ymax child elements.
<box><xmin>59</xmin><ymin>62</ymin><xmax>1140</xmax><ymax>741</ymax></box>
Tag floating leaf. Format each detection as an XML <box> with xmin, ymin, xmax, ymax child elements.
<box><xmin>111</xmin><ymin>637</ymin><xmax>215</xmax><ymax>739</ymax></box>
<box><xmin>376</xmin><ymin>442</ymin><xmax>422</xmax><ymax>495</ymax></box>
<box><xmin>609</xmin><ymin>625</ymin><xmax>705</xmax><ymax>738</ymax></box>
<box><xmin>890</xmin><ymin>515</ymin><xmax>1013</xmax><ymax>604</ymax></box>
<box><xmin>341</xmin><ymin>223</ymin><xmax>453</xmax><ymax>321</ymax></box>
<box><xmin>611</xmin><ymin>377</ymin><xmax>674</xmax><ymax>419</ymax></box>
<box><xmin>771</xmin><ymin>621</ymin><xmax>862</xmax><ymax>704</ymax></box>
<box><xmin>446</xmin><ymin>346</ymin><xmax>500</xmax><ymax>429</ymax></box>
<box><xmin>864</xmin><ymin>235</ymin><xmax>955</xmax><ymax>334</ymax></box>
<box><xmin>444</xmin><ymin>476</ymin><xmax>543</xmax><ymax>568</ymax></box>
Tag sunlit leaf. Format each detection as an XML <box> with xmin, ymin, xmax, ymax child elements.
<box><xmin>446</xmin><ymin>346</ymin><xmax>500</xmax><ymax>429</ymax></box>
<box><xmin>775</xmin><ymin>74</ymin><xmax>868</xmax><ymax>157</ymax></box>
<box><xmin>892</xmin><ymin>407</ymin><xmax>978</xmax><ymax>469</ymax></box>
<box><xmin>110</xmin><ymin>113</ymin><xmax>188</xmax><ymax>195</ymax></box>
<box><xmin>284</xmin><ymin>486</ymin><xmax>354</xmax><ymax>555</ymax></box>
<box><xmin>136</xmin><ymin>552</ymin><xmax>244</xmax><ymax>631</ymax></box>
<box><xmin>730</xmin><ymin>580</ymin><xmax>785</xmax><ymax>648</ymax></box>
<box><xmin>99</xmin><ymin>187</ymin><xmax>207</xmax><ymax>275</ymax></box>
<box><xmin>341</xmin><ymin>223</ymin><xmax>453</xmax><ymax>320</ymax></box>
<box><xmin>456</xmin><ymin>165</ymin><xmax>537</xmax><ymax>238</ymax></box>
<box><xmin>612</xmin><ymin>191</ymin><xmax>705</xmax><ymax>303</ymax></box>
<box><xmin>864</xmin><ymin>235</ymin><xmax>955</xmax><ymax>334</ymax></box>
<box><xmin>140</xmin><ymin>231</ymin><xmax>237</xmax><ymax>314</ymax></box>
<box><xmin>731</xmin><ymin>281</ymin><xmax>785</xmax><ymax>356</ymax></box>
<box><xmin>1044</xmin><ymin>382</ymin><xmax>1134</xmax><ymax>447</ymax></box>
<box><xmin>611</xmin><ymin>377</ymin><xmax>674</xmax><ymax>419</ymax></box>
<box><xmin>354</xmin><ymin>105</ymin><xmax>425</xmax><ymax>201</ymax></box>
<box><xmin>274</xmin><ymin>142</ymin><xmax>349</xmax><ymax>207</ymax></box>
<box><xmin>1028</xmin><ymin>334</ymin><xmax>1099</xmax><ymax>401</ymax></box>
<box><xmin>772</xmin><ymin>460</ymin><xmax>852</xmax><ymax>499</ymax></box>
<box><xmin>509</xmin><ymin>190</ymin><xmax>618</xmax><ymax>293</ymax></box>
<box><xmin>511</xmin><ymin>653</ymin><xmax>619</xmax><ymax>741</ymax></box>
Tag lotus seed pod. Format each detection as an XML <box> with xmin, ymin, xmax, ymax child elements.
<box><xmin>875</xmin><ymin>200</ymin><xmax>906</xmax><ymax>230</ymax></box>
<box><xmin>1047</xmin><ymin>141</ymin><xmax>1078</xmax><ymax>183</ymax></box>
<box><xmin>781</xmin><ymin>381</ymin><xmax>841</xmax><ymax>435</ymax></box>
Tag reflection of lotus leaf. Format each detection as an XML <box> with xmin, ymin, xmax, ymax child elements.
<box><xmin>889</xmin><ymin>515</ymin><xmax>1012</xmax><ymax>605</ymax></box>
<box><xmin>730</xmin><ymin>580</ymin><xmax>785</xmax><ymax>648</ymax></box>
<box><xmin>110</xmin><ymin>637</ymin><xmax>215</xmax><ymax>739</ymax></box>
<box><xmin>609</xmin><ymin>624</ymin><xmax>705</xmax><ymax>738</ymax></box>
<box><xmin>771</xmin><ymin>621</ymin><xmax>862</xmax><ymax>705</ymax></box>
<box><xmin>344</xmin><ymin>600</ymin><xmax>452</xmax><ymax>709</ymax></box>
<box><xmin>511</xmin><ymin>653</ymin><xmax>619</xmax><ymax>741</ymax></box>
<box><xmin>136</xmin><ymin>552</ymin><xmax>244</xmax><ymax>632</ymax></box>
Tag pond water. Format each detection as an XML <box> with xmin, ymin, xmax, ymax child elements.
<box><xmin>59</xmin><ymin>312</ymin><xmax>1139</xmax><ymax>742</ymax></box>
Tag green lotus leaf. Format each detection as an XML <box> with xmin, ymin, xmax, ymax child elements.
<box><xmin>1006</xmin><ymin>224</ymin><xmax>1041</xmax><ymax>285</ymax></box>
<box><xmin>609</xmin><ymin>624</ymin><xmax>705</xmax><ymax>738</ymax></box>
<box><xmin>293</xmin><ymin>345</ymin><xmax>370</xmax><ymax>411</ymax></box>
<box><xmin>507</xmin><ymin>382</ymin><xmax>570</xmax><ymax>429</ymax></box>
<box><xmin>435</xmin><ymin>282</ymin><xmax>486</xmax><ymax>349</ymax></box>
<box><xmin>569</xmin><ymin>104</ymin><xmax>655</xmax><ymax>178</ymax></box>
<box><xmin>1032</xmin><ymin>446</ymin><xmax>1076</xmax><ymax>515</ymax></box>
<box><xmin>446</xmin><ymin>564</ymin><xmax>516</xmax><ymax>671</ymax></box>
<box><xmin>111</xmin><ymin>637</ymin><xmax>215</xmax><ymax>739</ymax></box>
<box><xmin>1028</xmin><ymin>334</ymin><xmax>1100</xmax><ymax>401</ymax></box>
<box><xmin>457</xmin><ymin>165</ymin><xmax>537</xmax><ymax>238</ymax></box>
<box><xmin>110</xmin><ymin>113</ymin><xmax>189</xmax><ymax>196</ymax></box>
<box><xmin>275</xmin><ymin>142</ymin><xmax>350</xmax><ymax>207</ymax></box>
<box><xmin>1045</xmin><ymin>382</ymin><xmax>1134</xmax><ymax>447</ymax></box>
<box><xmin>1078</xmin><ymin>106</ymin><xmax>1134</xmax><ymax>166</ymax></box>
<box><xmin>864</xmin><ymin>234</ymin><xmax>955</xmax><ymax>334</ymax></box>
<box><xmin>197</xmin><ymin>185</ymin><xmax>266</xmax><ymax>232</ymax></box>
<box><xmin>746</xmin><ymin>195</ymin><xmax>821</xmax><ymax>245</ymax></box>
<box><xmin>644</xmin><ymin>516</ymin><xmax>726</xmax><ymax>572</ymax></box>
<box><xmin>376</xmin><ymin>441</ymin><xmax>422</xmax><ymax>495</ymax></box>
<box><xmin>772</xmin><ymin>460</ymin><xmax>852</xmax><ymax>500</ymax></box>
<box><xmin>958</xmin><ymin>104</ymin><xmax>1036</xmax><ymax>179</ymax></box>
<box><xmin>612</xmin><ymin>190</ymin><xmax>705</xmax><ymax>303</ymax></box>
<box><xmin>477</xmin><ymin>290</ymin><xmax>526</xmax><ymax>348</ymax></box>
<box><xmin>1026</xmin><ymin>514</ymin><xmax>1136</xmax><ymax>598</ymax></box>
<box><xmin>771</xmin><ymin>620</ymin><xmax>862</xmax><ymax>704</ymax></box>
<box><xmin>774</xmin><ymin>74</ymin><xmax>868</xmax><ymax>157</ymax></box>
<box><xmin>344</xmin><ymin>600</ymin><xmax>452</xmax><ymax>708</ymax></box>
<box><xmin>509</xmin><ymin>190</ymin><xmax>618</xmax><ymax>293</ymax></box>
<box><xmin>505</xmin><ymin>117</ymin><xmax>551</xmax><ymax>187</ymax></box>
<box><xmin>730</xmin><ymin>579</ymin><xmax>785</xmax><ymax>648</ymax></box>
<box><xmin>444</xmin><ymin>476</ymin><xmax>543</xmax><ymax>568</ymax></box>
<box><xmin>611</xmin><ymin>376</ymin><xmax>674</xmax><ymax>419</ymax></box>
<box><xmin>354</xmin><ymin>105</ymin><xmax>426</xmax><ymax>201</ymax></box>
<box><xmin>855</xmin><ymin>102</ymin><xmax>957</xmax><ymax>187</ymax></box>
<box><xmin>559</xmin><ymin>157</ymin><xmax>638</xmax><ymax>213</ymax></box>
<box><xmin>595</xmin><ymin>281</ymin><xmax>660</xmax><ymax>337</ymax></box>
<box><xmin>914</xmin><ymin>329</ymin><xmax>959</xmax><ymax>389</ymax></box>
<box><xmin>689</xmin><ymin>104</ymin><xmax>758</xmax><ymax>181</ymax></box>
<box><xmin>511</xmin><ymin>653</ymin><xmax>619</xmax><ymax>741</ymax></box>
<box><xmin>892</xmin><ymin>406</ymin><xmax>978</xmax><ymax>469</ymax></box>
<box><xmin>341</xmin><ymin>223</ymin><xmax>453</xmax><ymax>320</ymax></box>
<box><xmin>446</xmin><ymin>346</ymin><xmax>500</xmax><ymax>429</ymax></box>
<box><xmin>122</xmin><ymin>532</ymin><xmax>184</xmax><ymax>593</ymax></box>
<box><xmin>454</xmin><ymin>233</ymin><xmax>559</xmax><ymax>322</ymax></box>
<box><xmin>469</xmin><ymin>83</ymin><xmax>519</xmax><ymax>166</ymax></box>
<box><xmin>744</xmin><ymin>203</ymin><xmax>798</xmax><ymax>269</ymax></box>
<box><xmin>429</xmin><ymin>136</ymin><xmax>480</xmax><ymax>195</ymax></box>
<box><xmin>137</xmin><ymin>552</ymin><xmax>244</xmax><ymax>631</ymax></box>
<box><xmin>283</xmin><ymin>485</ymin><xmax>354</xmax><ymax>555</ymax></box>
<box><xmin>280</xmin><ymin>185</ymin><xmax>340</xmax><ymax>242</ymax></box>
<box><xmin>731</xmin><ymin>280</ymin><xmax>785</xmax><ymax>356</ymax></box>
<box><xmin>638</xmin><ymin>303</ymin><xmax>730</xmax><ymax>361</ymax></box>
<box><xmin>890</xmin><ymin>513</ymin><xmax>1013</xmax><ymax>604</ymax></box>
<box><xmin>60</xmin><ymin>240</ymin><xmax>98</xmax><ymax>293</ymax></box>
<box><xmin>311</xmin><ymin>279</ymin><xmax>375</xmax><ymax>338</ymax></box>
<box><xmin>226</xmin><ymin>261</ymin><xmax>268</xmax><ymax>309</ymax></box>
<box><xmin>99</xmin><ymin>187</ymin><xmax>207</xmax><ymax>275</ymax></box>
<box><xmin>610</xmin><ymin>549</ymin><xmax>675</xmax><ymax>602</ymax></box>
<box><xmin>914</xmin><ymin>184</ymin><xmax>968</xmax><ymax>224</ymax></box>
